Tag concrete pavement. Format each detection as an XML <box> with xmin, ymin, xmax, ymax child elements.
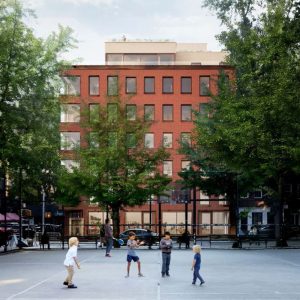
<box><xmin>1</xmin><ymin>248</ymin><xmax>300</xmax><ymax>300</ymax></box>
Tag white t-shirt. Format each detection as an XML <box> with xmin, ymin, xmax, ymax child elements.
<box><xmin>64</xmin><ymin>245</ymin><xmax>78</xmax><ymax>266</ymax></box>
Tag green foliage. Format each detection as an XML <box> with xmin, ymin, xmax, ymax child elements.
<box><xmin>0</xmin><ymin>0</ymin><xmax>76</xmax><ymax>203</ymax></box>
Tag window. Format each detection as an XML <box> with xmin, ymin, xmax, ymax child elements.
<box><xmin>140</xmin><ymin>54</ymin><xmax>158</xmax><ymax>65</ymax></box>
<box><xmin>163</xmin><ymin>161</ymin><xmax>173</xmax><ymax>176</ymax></box>
<box><xmin>162</xmin><ymin>77</ymin><xmax>173</xmax><ymax>94</ymax></box>
<box><xmin>254</xmin><ymin>189</ymin><xmax>262</xmax><ymax>199</ymax></box>
<box><xmin>252</xmin><ymin>212</ymin><xmax>263</xmax><ymax>225</ymax></box>
<box><xmin>199</xmin><ymin>103</ymin><xmax>209</xmax><ymax>116</ymax></box>
<box><xmin>89</xmin><ymin>132</ymin><xmax>99</xmax><ymax>148</ymax></box>
<box><xmin>181</xmin><ymin>132</ymin><xmax>191</xmax><ymax>146</ymax></box>
<box><xmin>213</xmin><ymin>212</ymin><xmax>229</xmax><ymax>234</ymax></box>
<box><xmin>107</xmin><ymin>76</ymin><xmax>118</xmax><ymax>96</ymax></box>
<box><xmin>62</xmin><ymin>76</ymin><xmax>80</xmax><ymax>95</ymax></box>
<box><xmin>163</xmin><ymin>133</ymin><xmax>173</xmax><ymax>148</ymax></box>
<box><xmin>89</xmin><ymin>104</ymin><xmax>99</xmax><ymax>122</ymax></box>
<box><xmin>200</xmin><ymin>76</ymin><xmax>210</xmax><ymax>96</ymax></box>
<box><xmin>106</xmin><ymin>54</ymin><xmax>123</xmax><ymax>65</ymax></box>
<box><xmin>61</xmin><ymin>160</ymin><xmax>80</xmax><ymax>173</ymax></box>
<box><xmin>163</xmin><ymin>105</ymin><xmax>173</xmax><ymax>121</ymax></box>
<box><xmin>108</xmin><ymin>132</ymin><xmax>117</xmax><ymax>147</ymax></box>
<box><xmin>126</xmin><ymin>212</ymin><xmax>142</xmax><ymax>225</ymax></box>
<box><xmin>89</xmin><ymin>76</ymin><xmax>99</xmax><ymax>96</ymax></box>
<box><xmin>124</xmin><ymin>54</ymin><xmax>140</xmax><ymax>64</ymax></box>
<box><xmin>181</xmin><ymin>160</ymin><xmax>191</xmax><ymax>170</ymax></box>
<box><xmin>144</xmin><ymin>104</ymin><xmax>155</xmax><ymax>121</ymax></box>
<box><xmin>144</xmin><ymin>77</ymin><xmax>155</xmax><ymax>93</ymax></box>
<box><xmin>107</xmin><ymin>103</ymin><xmax>118</xmax><ymax>121</ymax></box>
<box><xmin>181</xmin><ymin>77</ymin><xmax>192</xmax><ymax>94</ymax></box>
<box><xmin>60</xmin><ymin>132</ymin><xmax>80</xmax><ymax>150</ymax></box>
<box><xmin>126</xmin><ymin>77</ymin><xmax>137</xmax><ymax>94</ymax></box>
<box><xmin>162</xmin><ymin>212</ymin><xmax>192</xmax><ymax>234</ymax></box>
<box><xmin>159</xmin><ymin>54</ymin><xmax>174</xmax><ymax>65</ymax></box>
<box><xmin>200</xmin><ymin>212</ymin><xmax>211</xmax><ymax>235</ymax></box>
<box><xmin>126</xmin><ymin>133</ymin><xmax>136</xmax><ymax>148</ymax></box>
<box><xmin>60</xmin><ymin>104</ymin><xmax>80</xmax><ymax>123</ymax></box>
<box><xmin>181</xmin><ymin>105</ymin><xmax>192</xmax><ymax>121</ymax></box>
<box><xmin>126</xmin><ymin>105</ymin><xmax>136</xmax><ymax>120</ymax></box>
<box><xmin>145</xmin><ymin>133</ymin><xmax>154</xmax><ymax>148</ymax></box>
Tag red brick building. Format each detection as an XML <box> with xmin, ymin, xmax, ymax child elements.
<box><xmin>60</xmin><ymin>41</ymin><xmax>234</xmax><ymax>236</ymax></box>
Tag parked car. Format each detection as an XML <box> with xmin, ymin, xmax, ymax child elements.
<box><xmin>119</xmin><ymin>228</ymin><xmax>159</xmax><ymax>246</ymax></box>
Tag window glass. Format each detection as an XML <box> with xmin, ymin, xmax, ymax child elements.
<box><xmin>181</xmin><ymin>77</ymin><xmax>192</xmax><ymax>94</ymax></box>
<box><xmin>89</xmin><ymin>76</ymin><xmax>99</xmax><ymax>95</ymax></box>
<box><xmin>200</xmin><ymin>76</ymin><xmax>210</xmax><ymax>96</ymax></box>
<box><xmin>140</xmin><ymin>54</ymin><xmax>158</xmax><ymax>65</ymax></box>
<box><xmin>107</xmin><ymin>76</ymin><xmax>118</xmax><ymax>96</ymax></box>
<box><xmin>124</xmin><ymin>54</ymin><xmax>140</xmax><ymax>64</ymax></box>
<box><xmin>62</xmin><ymin>76</ymin><xmax>80</xmax><ymax>95</ymax></box>
<box><xmin>89</xmin><ymin>132</ymin><xmax>99</xmax><ymax>148</ymax></box>
<box><xmin>159</xmin><ymin>54</ymin><xmax>174</xmax><ymax>65</ymax></box>
<box><xmin>200</xmin><ymin>212</ymin><xmax>211</xmax><ymax>235</ymax></box>
<box><xmin>163</xmin><ymin>105</ymin><xmax>173</xmax><ymax>121</ymax></box>
<box><xmin>163</xmin><ymin>133</ymin><xmax>172</xmax><ymax>148</ymax></box>
<box><xmin>126</xmin><ymin>105</ymin><xmax>136</xmax><ymax>120</ymax></box>
<box><xmin>126</xmin><ymin>133</ymin><xmax>136</xmax><ymax>148</ymax></box>
<box><xmin>61</xmin><ymin>160</ymin><xmax>80</xmax><ymax>173</ymax></box>
<box><xmin>60</xmin><ymin>132</ymin><xmax>80</xmax><ymax>150</ymax></box>
<box><xmin>199</xmin><ymin>103</ymin><xmax>209</xmax><ymax>116</ymax></box>
<box><xmin>125</xmin><ymin>212</ymin><xmax>142</xmax><ymax>225</ymax></box>
<box><xmin>145</xmin><ymin>133</ymin><xmax>154</xmax><ymax>148</ymax></box>
<box><xmin>144</xmin><ymin>104</ymin><xmax>155</xmax><ymax>121</ymax></box>
<box><xmin>181</xmin><ymin>132</ymin><xmax>191</xmax><ymax>146</ymax></box>
<box><xmin>144</xmin><ymin>77</ymin><xmax>155</xmax><ymax>93</ymax></box>
<box><xmin>213</xmin><ymin>212</ymin><xmax>229</xmax><ymax>234</ymax></box>
<box><xmin>126</xmin><ymin>77</ymin><xmax>137</xmax><ymax>94</ymax></box>
<box><xmin>181</xmin><ymin>160</ymin><xmax>191</xmax><ymax>170</ymax></box>
<box><xmin>89</xmin><ymin>104</ymin><xmax>99</xmax><ymax>122</ymax></box>
<box><xmin>60</xmin><ymin>104</ymin><xmax>80</xmax><ymax>123</ymax></box>
<box><xmin>107</xmin><ymin>103</ymin><xmax>118</xmax><ymax>121</ymax></box>
<box><xmin>162</xmin><ymin>77</ymin><xmax>173</xmax><ymax>93</ymax></box>
<box><xmin>181</xmin><ymin>105</ymin><xmax>192</xmax><ymax>121</ymax></box>
<box><xmin>106</xmin><ymin>54</ymin><xmax>123</xmax><ymax>65</ymax></box>
<box><xmin>163</xmin><ymin>161</ymin><xmax>173</xmax><ymax>176</ymax></box>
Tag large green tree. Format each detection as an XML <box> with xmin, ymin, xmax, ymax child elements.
<box><xmin>0</xmin><ymin>0</ymin><xmax>76</xmax><ymax>207</ymax></box>
<box><xmin>190</xmin><ymin>0</ymin><xmax>300</xmax><ymax>243</ymax></box>
<box><xmin>57</xmin><ymin>98</ymin><xmax>171</xmax><ymax>237</ymax></box>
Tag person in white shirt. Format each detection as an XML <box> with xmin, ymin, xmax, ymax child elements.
<box><xmin>63</xmin><ymin>237</ymin><xmax>80</xmax><ymax>288</ymax></box>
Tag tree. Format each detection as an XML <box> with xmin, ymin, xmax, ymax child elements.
<box><xmin>57</xmin><ymin>97</ymin><xmax>171</xmax><ymax>237</ymax></box>
<box><xmin>194</xmin><ymin>0</ymin><xmax>300</xmax><ymax>244</ymax></box>
<box><xmin>0</xmin><ymin>0</ymin><xmax>76</xmax><ymax>208</ymax></box>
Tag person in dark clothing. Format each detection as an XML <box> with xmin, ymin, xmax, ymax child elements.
<box><xmin>160</xmin><ymin>231</ymin><xmax>173</xmax><ymax>277</ymax></box>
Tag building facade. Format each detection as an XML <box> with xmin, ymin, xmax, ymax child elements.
<box><xmin>60</xmin><ymin>40</ymin><xmax>235</xmax><ymax>236</ymax></box>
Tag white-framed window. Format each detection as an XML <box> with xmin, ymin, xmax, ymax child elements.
<box><xmin>163</xmin><ymin>161</ymin><xmax>173</xmax><ymax>176</ymax></box>
<box><xmin>145</xmin><ymin>133</ymin><xmax>154</xmax><ymax>148</ymax></box>
<box><xmin>60</xmin><ymin>104</ymin><xmax>80</xmax><ymax>123</ymax></box>
<box><xmin>60</xmin><ymin>132</ymin><xmax>80</xmax><ymax>150</ymax></box>
<box><xmin>162</xmin><ymin>211</ymin><xmax>192</xmax><ymax>234</ymax></box>
<box><xmin>163</xmin><ymin>133</ymin><xmax>173</xmax><ymax>148</ymax></box>
<box><xmin>200</xmin><ymin>191</ymin><xmax>209</xmax><ymax>205</ymax></box>
<box><xmin>61</xmin><ymin>160</ymin><xmax>80</xmax><ymax>172</ymax></box>
<box><xmin>212</xmin><ymin>211</ymin><xmax>229</xmax><ymax>234</ymax></box>
<box><xmin>126</xmin><ymin>212</ymin><xmax>142</xmax><ymax>226</ymax></box>
<box><xmin>181</xmin><ymin>160</ymin><xmax>191</xmax><ymax>171</ymax></box>
<box><xmin>62</xmin><ymin>76</ymin><xmax>80</xmax><ymax>95</ymax></box>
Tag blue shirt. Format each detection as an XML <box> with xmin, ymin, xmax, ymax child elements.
<box><xmin>194</xmin><ymin>253</ymin><xmax>201</xmax><ymax>268</ymax></box>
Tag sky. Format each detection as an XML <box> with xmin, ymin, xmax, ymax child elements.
<box><xmin>22</xmin><ymin>0</ymin><xmax>224</xmax><ymax>65</ymax></box>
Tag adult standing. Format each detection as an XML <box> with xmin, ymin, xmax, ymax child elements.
<box><xmin>104</xmin><ymin>218</ymin><xmax>113</xmax><ymax>257</ymax></box>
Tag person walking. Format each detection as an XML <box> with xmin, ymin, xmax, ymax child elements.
<box><xmin>104</xmin><ymin>218</ymin><xmax>113</xmax><ymax>257</ymax></box>
<box><xmin>191</xmin><ymin>244</ymin><xmax>205</xmax><ymax>285</ymax></box>
<box><xmin>160</xmin><ymin>231</ymin><xmax>173</xmax><ymax>277</ymax></box>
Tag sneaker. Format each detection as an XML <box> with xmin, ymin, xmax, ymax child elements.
<box><xmin>192</xmin><ymin>282</ymin><xmax>196</xmax><ymax>285</ymax></box>
<box><xmin>200</xmin><ymin>281</ymin><xmax>205</xmax><ymax>285</ymax></box>
<box><xmin>125</xmin><ymin>274</ymin><xmax>129</xmax><ymax>278</ymax></box>
<box><xmin>105</xmin><ymin>254</ymin><xmax>111</xmax><ymax>257</ymax></box>
<box><xmin>138</xmin><ymin>273</ymin><xmax>144</xmax><ymax>277</ymax></box>
<box><xmin>162</xmin><ymin>273</ymin><xmax>166</xmax><ymax>278</ymax></box>
<box><xmin>63</xmin><ymin>281</ymin><xmax>68</xmax><ymax>286</ymax></box>
<box><xmin>68</xmin><ymin>284</ymin><xmax>77</xmax><ymax>288</ymax></box>
<box><xmin>166</xmin><ymin>273</ymin><xmax>170</xmax><ymax>277</ymax></box>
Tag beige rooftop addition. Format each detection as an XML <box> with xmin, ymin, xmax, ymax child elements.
<box><xmin>105</xmin><ymin>39</ymin><xmax>227</xmax><ymax>66</ymax></box>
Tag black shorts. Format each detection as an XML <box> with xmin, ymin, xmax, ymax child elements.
<box><xmin>127</xmin><ymin>255</ymin><xmax>139</xmax><ymax>262</ymax></box>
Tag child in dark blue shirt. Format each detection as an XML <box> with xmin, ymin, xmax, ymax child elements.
<box><xmin>191</xmin><ymin>245</ymin><xmax>205</xmax><ymax>285</ymax></box>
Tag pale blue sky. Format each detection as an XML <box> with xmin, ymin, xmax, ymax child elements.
<box><xmin>22</xmin><ymin>0</ymin><xmax>224</xmax><ymax>64</ymax></box>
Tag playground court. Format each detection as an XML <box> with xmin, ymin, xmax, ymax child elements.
<box><xmin>1</xmin><ymin>248</ymin><xmax>300</xmax><ymax>300</ymax></box>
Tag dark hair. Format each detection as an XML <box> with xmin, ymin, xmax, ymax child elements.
<box><xmin>164</xmin><ymin>231</ymin><xmax>171</xmax><ymax>236</ymax></box>
<box><xmin>128</xmin><ymin>231</ymin><xmax>136</xmax><ymax>237</ymax></box>
<box><xmin>105</xmin><ymin>219</ymin><xmax>110</xmax><ymax>224</ymax></box>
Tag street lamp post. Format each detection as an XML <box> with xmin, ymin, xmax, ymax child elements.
<box><xmin>41</xmin><ymin>187</ymin><xmax>46</xmax><ymax>235</ymax></box>
<box><xmin>192</xmin><ymin>186</ymin><xmax>197</xmax><ymax>245</ymax></box>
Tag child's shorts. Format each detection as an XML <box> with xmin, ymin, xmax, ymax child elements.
<box><xmin>127</xmin><ymin>255</ymin><xmax>139</xmax><ymax>262</ymax></box>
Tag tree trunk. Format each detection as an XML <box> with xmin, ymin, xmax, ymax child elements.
<box><xmin>111</xmin><ymin>204</ymin><xmax>120</xmax><ymax>248</ymax></box>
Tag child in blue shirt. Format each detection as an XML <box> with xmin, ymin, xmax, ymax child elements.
<box><xmin>191</xmin><ymin>245</ymin><xmax>205</xmax><ymax>285</ymax></box>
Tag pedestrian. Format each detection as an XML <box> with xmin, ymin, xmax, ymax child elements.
<box><xmin>63</xmin><ymin>237</ymin><xmax>80</xmax><ymax>289</ymax></box>
<box><xmin>125</xmin><ymin>231</ymin><xmax>144</xmax><ymax>278</ymax></box>
<box><xmin>160</xmin><ymin>231</ymin><xmax>173</xmax><ymax>277</ymax></box>
<box><xmin>99</xmin><ymin>223</ymin><xmax>105</xmax><ymax>248</ymax></box>
<box><xmin>104</xmin><ymin>218</ymin><xmax>113</xmax><ymax>257</ymax></box>
<box><xmin>191</xmin><ymin>244</ymin><xmax>205</xmax><ymax>285</ymax></box>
